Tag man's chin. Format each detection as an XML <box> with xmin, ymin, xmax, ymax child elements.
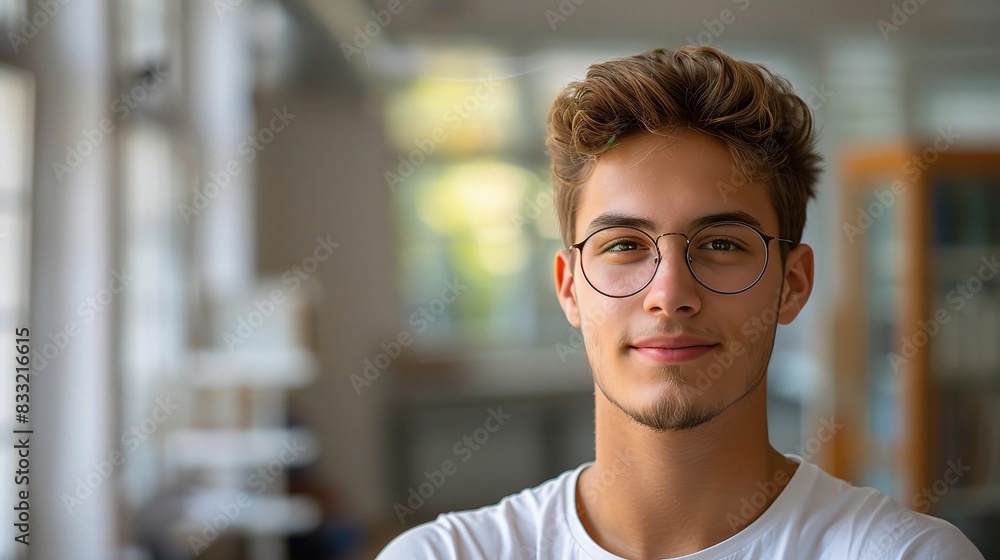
<box><xmin>596</xmin><ymin>377</ymin><xmax>724</xmax><ymax>432</ymax></box>
<box><xmin>622</xmin><ymin>399</ymin><xmax>724</xmax><ymax>432</ymax></box>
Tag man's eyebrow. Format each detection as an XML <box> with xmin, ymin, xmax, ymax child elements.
<box><xmin>582</xmin><ymin>211</ymin><xmax>764</xmax><ymax>238</ymax></box>
<box><xmin>583</xmin><ymin>213</ymin><xmax>658</xmax><ymax>237</ymax></box>
<box><xmin>688</xmin><ymin>211</ymin><xmax>763</xmax><ymax>231</ymax></box>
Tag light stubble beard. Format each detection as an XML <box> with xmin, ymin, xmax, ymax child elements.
<box><xmin>590</xmin><ymin>323</ymin><xmax>776</xmax><ymax>432</ymax></box>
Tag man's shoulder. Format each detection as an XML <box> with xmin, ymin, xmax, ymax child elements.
<box><xmin>790</xmin><ymin>458</ymin><xmax>984</xmax><ymax>559</ymax></box>
<box><xmin>375</xmin><ymin>464</ymin><xmax>583</xmax><ymax>560</ymax></box>
<box><xmin>375</xmin><ymin>521</ymin><xmax>462</xmax><ymax>560</ymax></box>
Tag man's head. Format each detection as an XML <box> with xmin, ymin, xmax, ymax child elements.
<box><xmin>548</xmin><ymin>46</ymin><xmax>820</xmax><ymax>432</ymax></box>
<box><xmin>547</xmin><ymin>46</ymin><xmax>821</xmax><ymax>257</ymax></box>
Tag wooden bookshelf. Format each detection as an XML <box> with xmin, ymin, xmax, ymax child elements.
<box><xmin>834</xmin><ymin>147</ymin><xmax>1000</xmax><ymax>517</ymax></box>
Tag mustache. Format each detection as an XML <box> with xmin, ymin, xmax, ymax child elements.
<box><xmin>618</xmin><ymin>324</ymin><xmax>720</xmax><ymax>347</ymax></box>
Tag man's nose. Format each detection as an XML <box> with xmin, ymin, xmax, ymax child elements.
<box><xmin>642</xmin><ymin>234</ymin><xmax>702</xmax><ymax>317</ymax></box>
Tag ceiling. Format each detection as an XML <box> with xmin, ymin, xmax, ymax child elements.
<box><xmin>303</xmin><ymin>0</ymin><xmax>1000</xmax><ymax>51</ymax></box>
<box><xmin>275</xmin><ymin>0</ymin><xmax>1000</xmax><ymax>96</ymax></box>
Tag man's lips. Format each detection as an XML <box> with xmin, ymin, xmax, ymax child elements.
<box><xmin>629</xmin><ymin>335</ymin><xmax>719</xmax><ymax>364</ymax></box>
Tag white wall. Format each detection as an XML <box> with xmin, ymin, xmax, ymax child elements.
<box><xmin>254</xmin><ymin>88</ymin><xmax>398</xmax><ymax>519</ymax></box>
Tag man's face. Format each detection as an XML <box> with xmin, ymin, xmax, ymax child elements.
<box><xmin>555</xmin><ymin>129</ymin><xmax>811</xmax><ymax>431</ymax></box>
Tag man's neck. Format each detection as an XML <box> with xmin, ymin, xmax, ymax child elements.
<box><xmin>576</xmin><ymin>387</ymin><xmax>798</xmax><ymax>560</ymax></box>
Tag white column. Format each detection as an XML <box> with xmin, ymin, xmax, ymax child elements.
<box><xmin>23</xmin><ymin>0</ymin><xmax>116</xmax><ymax>558</ymax></box>
<box><xmin>184</xmin><ymin>0</ymin><xmax>257</xmax><ymax>299</ymax></box>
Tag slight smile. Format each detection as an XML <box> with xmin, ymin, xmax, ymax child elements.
<box><xmin>629</xmin><ymin>335</ymin><xmax>719</xmax><ymax>364</ymax></box>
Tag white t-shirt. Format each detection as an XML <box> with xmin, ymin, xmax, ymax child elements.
<box><xmin>376</xmin><ymin>454</ymin><xmax>984</xmax><ymax>559</ymax></box>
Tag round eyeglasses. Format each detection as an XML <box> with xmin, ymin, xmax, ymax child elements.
<box><xmin>570</xmin><ymin>221</ymin><xmax>792</xmax><ymax>297</ymax></box>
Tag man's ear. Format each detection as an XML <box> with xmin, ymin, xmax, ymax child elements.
<box><xmin>554</xmin><ymin>248</ymin><xmax>582</xmax><ymax>329</ymax></box>
<box><xmin>778</xmin><ymin>243</ymin><xmax>814</xmax><ymax>325</ymax></box>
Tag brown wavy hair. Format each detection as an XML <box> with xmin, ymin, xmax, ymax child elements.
<box><xmin>545</xmin><ymin>46</ymin><xmax>822</xmax><ymax>261</ymax></box>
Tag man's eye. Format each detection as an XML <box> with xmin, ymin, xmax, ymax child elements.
<box><xmin>606</xmin><ymin>240</ymin><xmax>641</xmax><ymax>253</ymax></box>
<box><xmin>702</xmin><ymin>238</ymin><xmax>743</xmax><ymax>252</ymax></box>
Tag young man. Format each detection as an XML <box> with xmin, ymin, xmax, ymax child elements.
<box><xmin>377</xmin><ymin>46</ymin><xmax>984</xmax><ymax>559</ymax></box>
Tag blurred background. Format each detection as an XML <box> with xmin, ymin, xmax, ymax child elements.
<box><xmin>1</xmin><ymin>0</ymin><xmax>999</xmax><ymax>558</ymax></box>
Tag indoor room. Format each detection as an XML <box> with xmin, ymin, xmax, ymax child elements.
<box><xmin>1</xmin><ymin>0</ymin><xmax>998</xmax><ymax>558</ymax></box>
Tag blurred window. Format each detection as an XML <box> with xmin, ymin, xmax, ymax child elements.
<box><xmin>0</xmin><ymin>62</ymin><xmax>34</xmax><ymax>560</ymax></box>
<box><xmin>114</xmin><ymin>0</ymin><xmax>188</xmax><ymax>512</ymax></box>
<box><xmin>118</xmin><ymin>120</ymin><xmax>189</xmax><ymax>508</ymax></box>
<box><xmin>384</xmin><ymin>47</ymin><xmax>598</xmax><ymax>350</ymax></box>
